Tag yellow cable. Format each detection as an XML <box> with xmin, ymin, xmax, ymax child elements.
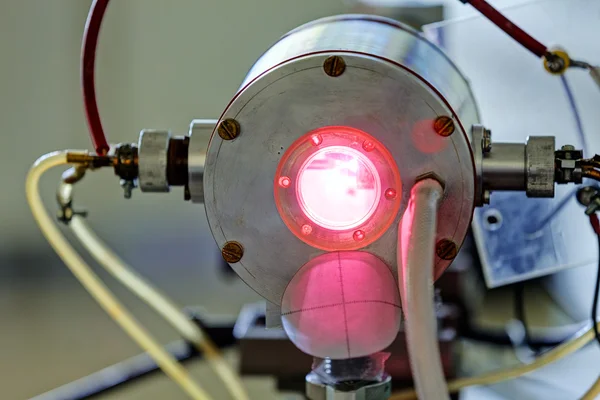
<box><xmin>582</xmin><ymin>376</ymin><xmax>600</xmax><ymax>400</ymax></box>
<box><xmin>26</xmin><ymin>151</ymin><xmax>212</xmax><ymax>400</ymax></box>
<box><xmin>70</xmin><ymin>215</ymin><xmax>248</xmax><ymax>400</ymax></box>
<box><xmin>390</xmin><ymin>322</ymin><xmax>600</xmax><ymax>400</ymax></box>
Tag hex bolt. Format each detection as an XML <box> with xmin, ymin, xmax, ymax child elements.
<box><xmin>217</xmin><ymin>118</ymin><xmax>241</xmax><ymax>140</ymax></box>
<box><xmin>323</xmin><ymin>56</ymin><xmax>346</xmax><ymax>77</ymax></box>
<box><xmin>433</xmin><ymin>116</ymin><xmax>455</xmax><ymax>137</ymax></box>
<box><xmin>221</xmin><ymin>241</ymin><xmax>244</xmax><ymax>263</ymax></box>
<box><xmin>436</xmin><ymin>239</ymin><xmax>458</xmax><ymax>261</ymax></box>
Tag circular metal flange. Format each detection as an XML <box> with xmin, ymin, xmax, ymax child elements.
<box><xmin>204</xmin><ymin>53</ymin><xmax>475</xmax><ymax>303</ymax></box>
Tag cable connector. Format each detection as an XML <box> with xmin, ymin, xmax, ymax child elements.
<box><xmin>577</xmin><ymin>187</ymin><xmax>600</xmax><ymax>216</ymax></box>
<box><xmin>555</xmin><ymin>145</ymin><xmax>584</xmax><ymax>184</ymax></box>
<box><xmin>113</xmin><ymin>143</ymin><xmax>139</xmax><ymax>199</ymax></box>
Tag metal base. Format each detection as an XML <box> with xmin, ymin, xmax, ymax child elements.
<box><xmin>306</xmin><ymin>374</ymin><xmax>392</xmax><ymax>400</ymax></box>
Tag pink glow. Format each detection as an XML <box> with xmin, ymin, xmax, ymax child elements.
<box><xmin>297</xmin><ymin>146</ymin><xmax>381</xmax><ymax>231</ymax></box>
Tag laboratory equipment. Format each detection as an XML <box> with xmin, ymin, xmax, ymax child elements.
<box><xmin>26</xmin><ymin>0</ymin><xmax>600</xmax><ymax>399</ymax></box>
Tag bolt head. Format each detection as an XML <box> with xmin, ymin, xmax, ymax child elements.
<box><xmin>433</xmin><ymin>116</ymin><xmax>455</xmax><ymax>137</ymax></box>
<box><xmin>436</xmin><ymin>239</ymin><xmax>458</xmax><ymax>261</ymax></box>
<box><xmin>561</xmin><ymin>144</ymin><xmax>576</xmax><ymax>151</ymax></box>
<box><xmin>221</xmin><ymin>241</ymin><xmax>244</xmax><ymax>263</ymax></box>
<box><xmin>218</xmin><ymin>119</ymin><xmax>241</xmax><ymax>140</ymax></box>
<box><xmin>323</xmin><ymin>56</ymin><xmax>346</xmax><ymax>77</ymax></box>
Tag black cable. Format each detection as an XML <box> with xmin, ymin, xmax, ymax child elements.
<box><xmin>592</xmin><ymin>227</ymin><xmax>600</xmax><ymax>347</ymax></box>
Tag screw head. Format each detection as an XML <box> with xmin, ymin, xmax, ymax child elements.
<box><xmin>323</xmin><ymin>56</ymin><xmax>346</xmax><ymax>77</ymax></box>
<box><xmin>218</xmin><ymin>118</ymin><xmax>241</xmax><ymax>140</ymax></box>
<box><xmin>433</xmin><ymin>116</ymin><xmax>455</xmax><ymax>137</ymax></box>
<box><xmin>221</xmin><ymin>241</ymin><xmax>244</xmax><ymax>263</ymax></box>
<box><xmin>561</xmin><ymin>144</ymin><xmax>576</xmax><ymax>151</ymax></box>
<box><xmin>436</xmin><ymin>239</ymin><xmax>458</xmax><ymax>261</ymax></box>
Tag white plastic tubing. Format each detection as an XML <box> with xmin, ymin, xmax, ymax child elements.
<box><xmin>26</xmin><ymin>151</ymin><xmax>212</xmax><ymax>400</ymax></box>
<box><xmin>397</xmin><ymin>178</ymin><xmax>450</xmax><ymax>400</ymax></box>
<box><xmin>69</xmin><ymin>215</ymin><xmax>249</xmax><ymax>400</ymax></box>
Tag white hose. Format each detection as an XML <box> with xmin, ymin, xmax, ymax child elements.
<box><xmin>398</xmin><ymin>178</ymin><xmax>449</xmax><ymax>400</ymax></box>
<box><xmin>69</xmin><ymin>215</ymin><xmax>249</xmax><ymax>400</ymax></box>
<box><xmin>26</xmin><ymin>151</ymin><xmax>212</xmax><ymax>400</ymax></box>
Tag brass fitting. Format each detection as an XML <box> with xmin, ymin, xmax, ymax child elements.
<box><xmin>543</xmin><ymin>50</ymin><xmax>570</xmax><ymax>75</ymax></box>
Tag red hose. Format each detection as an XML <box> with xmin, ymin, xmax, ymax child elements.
<box><xmin>81</xmin><ymin>0</ymin><xmax>110</xmax><ymax>155</ymax></box>
<box><xmin>464</xmin><ymin>0</ymin><xmax>548</xmax><ymax>58</ymax></box>
<box><xmin>591</xmin><ymin>214</ymin><xmax>600</xmax><ymax>236</ymax></box>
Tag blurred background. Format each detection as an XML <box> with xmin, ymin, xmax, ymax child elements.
<box><xmin>1</xmin><ymin>0</ymin><xmax>599</xmax><ymax>399</ymax></box>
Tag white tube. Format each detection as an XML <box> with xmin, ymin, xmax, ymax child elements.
<box><xmin>26</xmin><ymin>151</ymin><xmax>212</xmax><ymax>400</ymax></box>
<box><xmin>70</xmin><ymin>215</ymin><xmax>249</xmax><ymax>400</ymax></box>
<box><xmin>398</xmin><ymin>178</ymin><xmax>449</xmax><ymax>400</ymax></box>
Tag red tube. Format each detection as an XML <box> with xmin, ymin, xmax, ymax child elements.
<box><xmin>81</xmin><ymin>0</ymin><xmax>111</xmax><ymax>155</ymax></box>
<box><xmin>465</xmin><ymin>0</ymin><xmax>547</xmax><ymax>58</ymax></box>
<box><xmin>591</xmin><ymin>214</ymin><xmax>600</xmax><ymax>236</ymax></box>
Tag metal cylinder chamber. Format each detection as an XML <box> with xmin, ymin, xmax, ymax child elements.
<box><xmin>193</xmin><ymin>15</ymin><xmax>479</xmax><ymax>303</ymax></box>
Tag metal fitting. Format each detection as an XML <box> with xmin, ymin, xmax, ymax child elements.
<box><xmin>576</xmin><ymin>186</ymin><xmax>600</xmax><ymax>215</ymax></box>
<box><xmin>555</xmin><ymin>145</ymin><xmax>584</xmax><ymax>185</ymax></box>
<box><xmin>473</xmin><ymin>125</ymin><xmax>558</xmax><ymax>205</ymax></box>
<box><xmin>113</xmin><ymin>143</ymin><xmax>139</xmax><ymax>199</ymax></box>
<box><xmin>187</xmin><ymin>119</ymin><xmax>218</xmax><ymax>203</ymax></box>
<box><xmin>138</xmin><ymin>130</ymin><xmax>171</xmax><ymax>193</ymax></box>
<box><xmin>306</xmin><ymin>374</ymin><xmax>391</xmax><ymax>400</ymax></box>
<box><xmin>543</xmin><ymin>50</ymin><xmax>570</xmax><ymax>75</ymax></box>
<box><xmin>525</xmin><ymin>136</ymin><xmax>555</xmax><ymax>197</ymax></box>
<box><xmin>483</xmin><ymin>129</ymin><xmax>492</xmax><ymax>153</ymax></box>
